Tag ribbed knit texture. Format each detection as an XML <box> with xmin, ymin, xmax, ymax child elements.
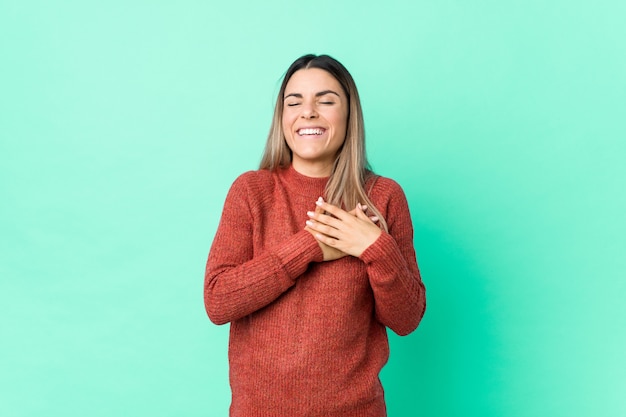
<box><xmin>205</xmin><ymin>165</ymin><xmax>426</xmax><ymax>417</ymax></box>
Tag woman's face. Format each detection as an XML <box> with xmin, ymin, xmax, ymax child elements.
<box><xmin>282</xmin><ymin>68</ymin><xmax>349</xmax><ymax>177</ymax></box>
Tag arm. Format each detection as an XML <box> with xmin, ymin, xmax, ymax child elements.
<box><xmin>306</xmin><ymin>184</ymin><xmax>426</xmax><ymax>335</ymax></box>
<box><xmin>360</xmin><ymin>184</ymin><xmax>426</xmax><ymax>336</ymax></box>
<box><xmin>204</xmin><ymin>175</ymin><xmax>322</xmax><ymax>325</ymax></box>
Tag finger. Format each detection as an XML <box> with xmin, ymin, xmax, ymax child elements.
<box><xmin>355</xmin><ymin>205</ymin><xmax>370</xmax><ymax>220</ymax></box>
<box><xmin>315</xmin><ymin>202</ymin><xmax>324</xmax><ymax>215</ymax></box>
<box><xmin>313</xmin><ymin>231</ymin><xmax>340</xmax><ymax>248</ymax></box>
<box><xmin>315</xmin><ymin>199</ymin><xmax>351</xmax><ymax>221</ymax></box>
<box><xmin>307</xmin><ymin>210</ymin><xmax>343</xmax><ymax>229</ymax></box>
<box><xmin>306</xmin><ymin>217</ymin><xmax>340</xmax><ymax>238</ymax></box>
<box><xmin>348</xmin><ymin>207</ymin><xmax>369</xmax><ymax>218</ymax></box>
<box><xmin>356</xmin><ymin>205</ymin><xmax>379</xmax><ymax>225</ymax></box>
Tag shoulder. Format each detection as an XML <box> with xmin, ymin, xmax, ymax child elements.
<box><xmin>367</xmin><ymin>175</ymin><xmax>414</xmax><ymax>233</ymax></box>
<box><xmin>221</xmin><ymin>169</ymin><xmax>278</xmax><ymax>213</ymax></box>
<box><xmin>225</xmin><ymin>169</ymin><xmax>279</xmax><ymax>204</ymax></box>
<box><xmin>367</xmin><ymin>174</ymin><xmax>407</xmax><ymax>201</ymax></box>
<box><xmin>230</xmin><ymin>169</ymin><xmax>276</xmax><ymax>191</ymax></box>
<box><xmin>366</xmin><ymin>174</ymin><xmax>412</xmax><ymax>220</ymax></box>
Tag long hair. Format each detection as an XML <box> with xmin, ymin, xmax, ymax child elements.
<box><xmin>259</xmin><ymin>54</ymin><xmax>387</xmax><ymax>231</ymax></box>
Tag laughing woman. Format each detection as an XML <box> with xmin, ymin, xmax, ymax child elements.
<box><xmin>204</xmin><ymin>54</ymin><xmax>426</xmax><ymax>417</ymax></box>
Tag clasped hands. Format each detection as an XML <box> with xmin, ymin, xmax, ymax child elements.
<box><xmin>304</xmin><ymin>197</ymin><xmax>382</xmax><ymax>261</ymax></box>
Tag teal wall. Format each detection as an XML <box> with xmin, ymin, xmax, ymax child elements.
<box><xmin>2</xmin><ymin>1</ymin><xmax>624</xmax><ymax>416</ymax></box>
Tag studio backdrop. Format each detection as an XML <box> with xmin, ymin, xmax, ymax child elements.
<box><xmin>1</xmin><ymin>1</ymin><xmax>624</xmax><ymax>416</ymax></box>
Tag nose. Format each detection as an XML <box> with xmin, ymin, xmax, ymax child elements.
<box><xmin>300</xmin><ymin>103</ymin><xmax>318</xmax><ymax>119</ymax></box>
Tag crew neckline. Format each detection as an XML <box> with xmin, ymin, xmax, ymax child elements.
<box><xmin>279</xmin><ymin>164</ymin><xmax>329</xmax><ymax>197</ymax></box>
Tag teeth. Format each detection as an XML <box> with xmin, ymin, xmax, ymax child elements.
<box><xmin>298</xmin><ymin>128</ymin><xmax>324</xmax><ymax>135</ymax></box>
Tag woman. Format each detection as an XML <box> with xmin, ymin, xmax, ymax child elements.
<box><xmin>205</xmin><ymin>54</ymin><xmax>426</xmax><ymax>416</ymax></box>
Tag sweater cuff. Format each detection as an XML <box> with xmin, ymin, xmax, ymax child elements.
<box><xmin>359</xmin><ymin>232</ymin><xmax>406</xmax><ymax>283</ymax></box>
<box><xmin>274</xmin><ymin>229</ymin><xmax>323</xmax><ymax>280</ymax></box>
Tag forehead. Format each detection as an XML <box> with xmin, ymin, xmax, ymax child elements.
<box><xmin>284</xmin><ymin>68</ymin><xmax>343</xmax><ymax>95</ymax></box>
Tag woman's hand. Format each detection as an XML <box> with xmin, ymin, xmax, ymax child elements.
<box><xmin>305</xmin><ymin>197</ymin><xmax>382</xmax><ymax>259</ymax></box>
<box><xmin>305</xmin><ymin>201</ymin><xmax>346</xmax><ymax>261</ymax></box>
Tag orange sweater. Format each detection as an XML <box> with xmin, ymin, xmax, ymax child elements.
<box><xmin>205</xmin><ymin>165</ymin><xmax>426</xmax><ymax>416</ymax></box>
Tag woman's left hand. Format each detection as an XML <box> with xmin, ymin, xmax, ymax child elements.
<box><xmin>305</xmin><ymin>197</ymin><xmax>382</xmax><ymax>258</ymax></box>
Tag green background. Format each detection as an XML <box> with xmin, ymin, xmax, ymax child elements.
<box><xmin>2</xmin><ymin>1</ymin><xmax>625</xmax><ymax>416</ymax></box>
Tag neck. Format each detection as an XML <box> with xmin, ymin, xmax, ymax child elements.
<box><xmin>291</xmin><ymin>160</ymin><xmax>334</xmax><ymax>178</ymax></box>
<box><xmin>280</xmin><ymin>164</ymin><xmax>328</xmax><ymax>197</ymax></box>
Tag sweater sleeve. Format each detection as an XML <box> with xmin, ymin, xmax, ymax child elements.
<box><xmin>359</xmin><ymin>181</ymin><xmax>426</xmax><ymax>336</ymax></box>
<box><xmin>204</xmin><ymin>174</ymin><xmax>323</xmax><ymax>325</ymax></box>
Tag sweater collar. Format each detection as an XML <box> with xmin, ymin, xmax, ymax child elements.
<box><xmin>279</xmin><ymin>164</ymin><xmax>329</xmax><ymax>197</ymax></box>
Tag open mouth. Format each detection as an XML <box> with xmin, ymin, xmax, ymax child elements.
<box><xmin>297</xmin><ymin>127</ymin><xmax>326</xmax><ymax>136</ymax></box>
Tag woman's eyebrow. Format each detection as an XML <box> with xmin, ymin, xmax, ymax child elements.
<box><xmin>284</xmin><ymin>90</ymin><xmax>341</xmax><ymax>100</ymax></box>
<box><xmin>315</xmin><ymin>90</ymin><xmax>340</xmax><ymax>98</ymax></box>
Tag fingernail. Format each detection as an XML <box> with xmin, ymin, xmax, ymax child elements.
<box><xmin>317</xmin><ymin>196</ymin><xmax>324</xmax><ymax>202</ymax></box>
<box><xmin>361</xmin><ymin>205</ymin><xmax>368</xmax><ymax>211</ymax></box>
<box><xmin>307</xmin><ymin>211</ymin><xmax>314</xmax><ymax>217</ymax></box>
<box><xmin>306</xmin><ymin>220</ymin><xmax>313</xmax><ymax>226</ymax></box>
<box><xmin>371</xmin><ymin>216</ymin><xmax>379</xmax><ymax>222</ymax></box>
<box><xmin>315</xmin><ymin>200</ymin><xmax>323</xmax><ymax>206</ymax></box>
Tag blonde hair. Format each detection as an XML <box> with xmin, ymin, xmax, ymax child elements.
<box><xmin>259</xmin><ymin>54</ymin><xmax>388</xmax><ymax>231</ymax></box>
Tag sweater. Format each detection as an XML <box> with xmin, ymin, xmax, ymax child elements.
<box><xmin>204</xmin><ymin>165</ymin><xmax>426</xmax><ymax>417</ymax></box>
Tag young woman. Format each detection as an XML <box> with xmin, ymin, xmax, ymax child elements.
<box><xmin>205</xmin><ymin>54</ymin><xmax>426</xmax><ymax>416</ymax></box>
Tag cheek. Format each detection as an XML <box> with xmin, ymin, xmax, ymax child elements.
<box><xmin>281</xmin><ymin>119</ymin><xmax>290</xmax><ymax>140</ymax></box>
<box><xmin>282</xmin><ymin>129</ymin><xmax>292</xmax><ymax>145</ymax></box>
<box><xmin>332</xmin><ymin>112</ymin><xmax>348</xmax><ymax>136</ymax></box>
<box><xmin>282</xmin><ymin>117</ymin><xmax>296</xmax><ymax>147</ymax></box>
<box><xmin>282</xmin><ymin>113</ymin><xmax>295</xmax><ymax>134</ymax></box>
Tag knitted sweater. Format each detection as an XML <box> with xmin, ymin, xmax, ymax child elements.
<box><xmin>204</xmin><ymin>165</ymin><xmax>426</xmax><ymax>417</ymax></box>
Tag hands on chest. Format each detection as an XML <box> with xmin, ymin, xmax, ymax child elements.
<box><xmin>305</xmin><ymin>197</ymin><xmax>382</xmax><ymax>261</ymax></box>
